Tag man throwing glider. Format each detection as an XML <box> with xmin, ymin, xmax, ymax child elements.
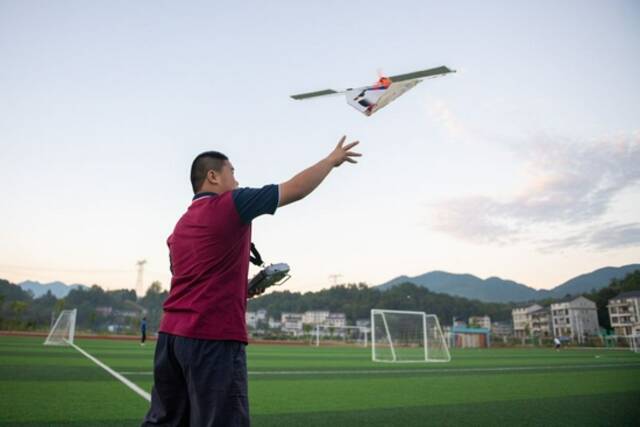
<box><xmin>142</xmin><ymin>136</ymin><xmax>361</xmax><ymax>426</ymax></box>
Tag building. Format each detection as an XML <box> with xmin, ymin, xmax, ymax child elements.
<box><xmin>280</xmin><ymin>313</ymin><xmax>304</xmax><ymax>336</ymax></box>
<box><xmin>356</xmin><ymin>319</ymin><xmax>370</xmax><ymax>328</ymax></box>
<box><xmin>551</xmin><ymin>296</ymin><xmax>599</xmax><ymax>342</ymax></box>
<box><xmin>491</xmin><ymin>321</ymin><xmax>513</xmax><ymax>337</ymax></box>
<box><xmin>450</xmin><ymin>326</ymin><xmax>491</xmax><ymax>348</ymax></box>
<box><xmin>246</xmin><ymin>312</ymin><xmax>258</xmax><ymax>329</ymax></box>
<box><xmin>95</xmin><ymin>306</ymin><xmax>113</xmax><ymax>316</ymax></box>
<box><xmin>529</xmin><ymin>307</ymin><xmax>552</xmax><ymax>337</ymax></box>
<box><xmin>512</xmin><ymin>304</ymin><xmax>543</xmax><ymax>337</ymax></box>
<box><xmin>246</xmin><ymin>310</ymin><xmax>268</xmax><ymax>329</ymax></box>
<box><xmin>112</xmin><ymin>309</ymin><xmax>141</xmax><ymax>318</ymax></box>
<box><xmin>325</xmin><ymin>313</ymin><xmax>347</xmax><ymax>328</ymax></box>
<box><xmin>468</xmin><ymin>315</ymin><xmax>491</xmax><ymax>329</ymax></box>
<box><xmin>453</xmin><ymin>318</ymin><xmax>467</xmax><ymax>328</ymax></box>
<box><xmin>607</xmin><ymin>291</ymin><xmax>640</xmax><ymax>336</ymax></box>
<box><xmin>268</xmin><ymin>317</ymin><xmax>281</xmax><ymax>330</ymax></box>
<box><xmin>302</xmin><ymin>310</ymin><xmax>330</xmax><ymax>325</ymax></box>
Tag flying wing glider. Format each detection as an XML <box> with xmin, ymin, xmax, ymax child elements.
<box><xmin>291</xmin><ymin>65</ymin><xmax>455</xmax><ymax>116</ymax></box>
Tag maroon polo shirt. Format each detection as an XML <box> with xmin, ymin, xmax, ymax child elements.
<box><xmin>159</xmin><ymin>185</ymin><xmax>278</xmax><ymax>343</ymax></box>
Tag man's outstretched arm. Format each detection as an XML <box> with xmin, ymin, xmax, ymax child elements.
<box><xmin>278</xmin><ymin>136</ymin><xmax>361</xmax><ymax>207</ymax></box>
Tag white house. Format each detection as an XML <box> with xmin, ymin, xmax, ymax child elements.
<box><xmin>281</xmin><ymin>313</ymin><xmax>304</xmax><ymax>336</ymax></box>
<box><xmin>325</xmin><ymin>313</ymin><xmax>347</xmax><ymax>328</ymax></box>
<box><xmin>529</xmin><ymin>307</ymin><xmax>552</xmax><ymax>337</ymax></box>
<box><xmin>551</xmin><ymin>296</ymin><xmax>599</xmax><ymax>343</ymax></box>
<box><xmin>608</xmin><ymin>291</ymin><xmax>640</xmax><ymax>336</ymax></box>
<box><xmin>256</xmin><ymin>309</ymin><xmax>267</xmax><ymax>322</ymax></box>
<box><xmin>246</xmin><ymin>311</ymin><xmax>258</xmax><ymax>329</ymax></box>
<box><xmin>512</xmin><ymin>304</ymin><xmax>543</xmax><ymax>338</ymax></box>
<box><xmin>302</xmin><ymin>310</ymin><xmax>330</xmax><ymax>325</ymax></box>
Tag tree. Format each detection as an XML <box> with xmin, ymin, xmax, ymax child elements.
<box><xmin>89</xmin><ymin>311</ymin><xmax>97</xmax><ymax>331</ymax></box>
<box><xmin>146</xmin><ymin>281</ymin><xmax>163</xmax><ymax>297</ymax></box>
<box><xmin>54</xmin><ymin>298</ymin><xmax>65</xmax><ymax>316</ymax></box>
<box><xmin>0</xmin><ymin>294</ymin><xmax>4</xmax><ymax>326</ymax></box>
<box><xmin>11</xmin><ymin>301</ymin><xmax>28</xmax><ymax>322</ymax></box>
<box><xmin>303</xmin><ymin>323</ymin><xmax>313</xmax><ymax>341</ymax></box>
<box><xmin>139</xmin><ymin>281</ymin><xmax>168</xmax><ymax>333</ymax></box>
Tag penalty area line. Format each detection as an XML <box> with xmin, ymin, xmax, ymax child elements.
<box><xmin>69</xmin><ymin>342</ymin><xmax>151</xmax><ymax>402</ymax></box>
<box><xmin>119</xmin><ymin>362</ymin><xmax>640</xmax><ymax>377</ymax></box>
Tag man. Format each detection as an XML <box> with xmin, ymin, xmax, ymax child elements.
<box><xmin>140</xmin><ymin>316</ymin><xmax>147</xmax><ymax>346</ymax></box>
<box><xmin>554</xmin><ymin>336</ymin><xmax>561</xmax><ymax>351</ymax></box>
<box><xmin>142</xmin><ymin>136</ymin><xmax>361</xmax><ymax>426</ymax></box>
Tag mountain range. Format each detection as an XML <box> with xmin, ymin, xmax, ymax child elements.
<box><xmin>377</xmin><ymin>264</ymin><xmax>640</xmax><ymax>303</ymax></box>
<box><xmin>18</xmin><ymin>280</ymin><xmax>88</xmax><ymax>298</ymax></box>
<box><xmin>15</xmin><ymin>264</ymin><xmax>640</xmax><ymax>303</ymax></box>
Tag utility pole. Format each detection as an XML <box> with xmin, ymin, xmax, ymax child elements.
<box><xmin>328</xmin><ymin>274</ymin><xmax>343</xmax><ymax>287</ymax></box>
<box><xmin>136</xmin><ymin>260</ymin><xmax>147</xmax><ymax>297</ymax></box>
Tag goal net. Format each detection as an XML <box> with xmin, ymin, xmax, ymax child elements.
<box><xmin>628</xmin><ymin>335</ymin><xmax>640</xmax><ymax>353</ymax></box>
<box><xmin>44</xmin><ymin>309</ymin><xmax>77</xmax><ymax>346</ymax></box>
<box><xmin>312</xmin><ymin>325</ymin><xmax>369</xmax><ymax>347</ymax></box>
<box><xmin>371</xmin><ymin>309</ymin><xmax>450</xmax><ymax>363</ymax></box>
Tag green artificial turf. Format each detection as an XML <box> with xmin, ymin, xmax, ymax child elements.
<box><xmin>1</xmin><ymin>336</ymin><xmax>639</xmax><ymax>426</ymax></box>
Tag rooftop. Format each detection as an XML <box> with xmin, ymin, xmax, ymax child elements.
<box><xmin>611</xmin><ymin>290</ymin><xmax>640</xmax><ymax>300</ymax></box>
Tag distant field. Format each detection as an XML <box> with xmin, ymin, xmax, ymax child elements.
<box><xmin>1</xmin><ymin>336</ymin><xmax>639</xmax><ymax>426</ymax></box>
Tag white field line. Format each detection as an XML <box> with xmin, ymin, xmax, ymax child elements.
<box><xmin>70</xmin><ymin>342</ymin><xmax>151</xmax><ymax>402</ymax></box>
<box><xmin>119</xmin><ymin>362</ymin><xmax>640</xmax><ymax>377</ymax></box>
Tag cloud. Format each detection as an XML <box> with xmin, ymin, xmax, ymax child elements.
<box><xmin>537</xmin><ymin>222</ymin><xmax>640</xmax><ymax>252</ymax></box>
<box><xmin>431</xmin><ymin>132</ymin><xmax>640</xmax><ymax>249</ymax></box>
<box><xmin>427</xmin><ymin>100</ymin><xmax>468</xmax><ymax>139</ymax></box>
<box><xmin>588</xmin><ymin>223</ymin><xmax>640</xmax><ymax>249</ymax></box>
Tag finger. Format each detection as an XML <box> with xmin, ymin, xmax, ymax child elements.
<box><xmin>346</xmin><ymin>151</ymin><xmax>362</xmax><ymax>157</ymax></box>
<box><xmin>345</xmin><ymin>158</ymin><xmax>358</xmax><ymax>164</ymax></box>
<box><xmin>337</xmin><ymin>135</ymin><xmax>346</xmax><ymax>148</ymax></box>
<box><xmin>343</xmin><ymin>141</ymin><xmax>360</xmax><ymax>150</ymax></box>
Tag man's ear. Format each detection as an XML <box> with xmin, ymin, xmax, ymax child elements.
<box><xmin>206</xmin><ymin>169</ymin><xmax>220</xmax><ymax>185</ymax></box>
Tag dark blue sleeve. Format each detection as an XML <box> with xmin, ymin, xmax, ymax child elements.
<box><xmin>232</xmin><ymin>184</ymin><xmax>279</xmax><ymax>224</ymax></box>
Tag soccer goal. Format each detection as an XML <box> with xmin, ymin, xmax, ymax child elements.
<box><xmin>44</xmin><ymin>309</ymin><xmax>77</xmax><ymax>346</ymax></box>
<box><xmin>628</xmin><ymin>335</ymin><xmax>640</xmax><ymax>353</ymax></box>
<box><xmin>371</xmin><ymin>309</ymin><xmax>450</xmax><ymax>363</ymax></box>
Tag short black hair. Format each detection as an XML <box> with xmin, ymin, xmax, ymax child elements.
<box><xmin>190</xmin><ymin>151</ymin><xmax>229</xmax><ymax>193</ymax></box>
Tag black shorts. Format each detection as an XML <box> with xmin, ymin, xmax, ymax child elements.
<box><xmin>141</xmin><ymin>333</ymin><xmax>249</xmax><ymax>427</ymax></box>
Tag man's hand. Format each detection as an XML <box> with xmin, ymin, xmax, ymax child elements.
<box><xmin>327</xmin><ymin>136</ymin><xmax>361</xmax><ymax>167</ymax></box>
<box><xmin>278</xmin><ymin>135</ymin><xmax>362</xmax><ymax>207</ymax></box>
<box><xmin>248</xmin><ymin>287</ymin><xmax>266</xmax><ymax>299</ymax></box>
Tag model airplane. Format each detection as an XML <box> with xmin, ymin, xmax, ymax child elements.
<box><xmin>291</xmin><ymin>65</ymin><xmax>455</xmax><ymax>116</ymax></box>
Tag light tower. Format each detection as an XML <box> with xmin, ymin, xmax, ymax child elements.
<box><xmin>136</xmin><ymin>259</ymin><xmax>147</xmax><ymax>297</ymax></box>
<box><xmin>328</xmin><ymin>274</ymin><xmax>343</xmax><ymax>287</ymax></box>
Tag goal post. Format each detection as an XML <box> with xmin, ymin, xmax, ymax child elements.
<box><xmin>628</xmin><ymin>335</ymin><xmax>640</xmax><ymax>353</ymax></box>
<box><xmin>371</xmin><ymin>309</ymin><xmax>450</xmax><ymax>363</ymax></box>
<box><xmin>44</xmin><ymin>309</ymin><xmax>77</xmax><ymax>346</ymax></box>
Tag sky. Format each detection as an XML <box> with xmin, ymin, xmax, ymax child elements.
<box><xmin>1</xmin><ymin>0</ymin><xmax>639</xmax><ymax>294</ymax></box>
